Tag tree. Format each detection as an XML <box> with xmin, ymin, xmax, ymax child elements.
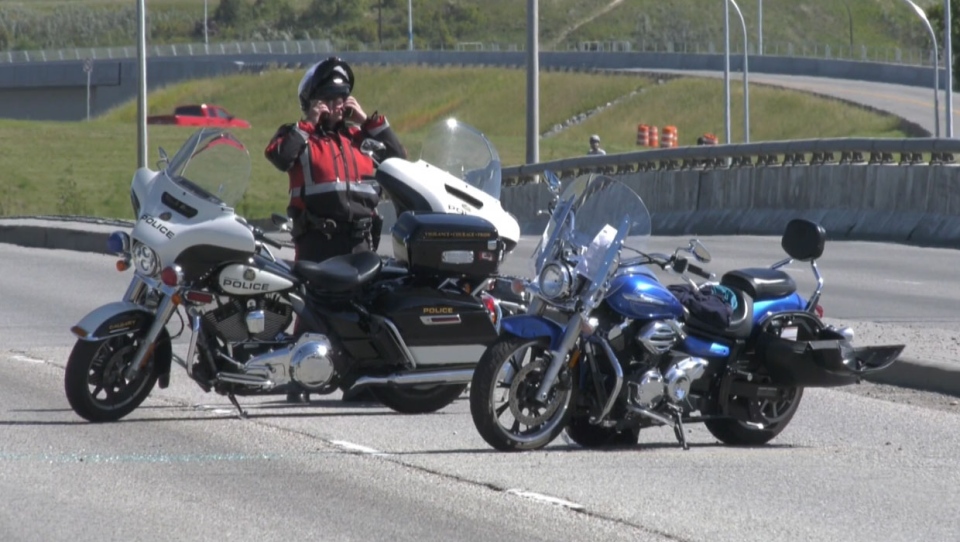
<box><xmin>214</xmin><ymin>0</ymin><xmax>249</xmax><ymax>27</ymax></box>
<box><xmin>927</xmin><ymin>0</ymin><xmax>959</xmax><ymax>89</ymax></box>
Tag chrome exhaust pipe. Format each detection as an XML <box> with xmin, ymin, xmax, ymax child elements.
<box><xmin>348</xmin><ymin>369</ymin><xmax>474</xmax><ymax>391</ymax></box>
<box><xmin>217</xmin><ymin>371</ymin><xmax>272</xmax><ymax>387</ymax></box>
<box><xmin>627</xmin><ymin>405</ymin><xmax>676</xmax><ymax>428</ymax></box>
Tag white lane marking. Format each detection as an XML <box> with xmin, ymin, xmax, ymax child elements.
<box><xmin>331</xmin><ymin>440</ymin><xmax>387</xmax><ymax>455</ymax></box>
<box><xmin>193</xmin><ymin>404</ymin><xmax>240</xmax><ymax>415</ymax></box>
<box><xmin>881</xmin><ymin>279</ymin><xmax>923</xmax><ymax>286</ymax></box>
<box><xmin>10</xmin><ymin>355</ymin><xmax>45</xmax><ymax>363</ymax></box>
<box><xmin>506</xmin><ymin>488</ymin><xmax>585</xmax><ymax>511</ymax></box>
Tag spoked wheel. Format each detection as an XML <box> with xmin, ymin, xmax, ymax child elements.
<box><xmin>64</xmin><ymin>330</ymin><xmax>166</xmax><ymax>422</ymax></box>
<box><xmin>469</xmin><ymin>336</ymin><xmax>573</xmax><ymax>451</ymax></box>
<box><xmin>369</xmin><ymin>384</ymin><xmax>467</xmax><ymax>414</ymax></box>
<box><xmin>705</xmin><ymin>383</ymin><xmax>804</xmax><ymax>446</ymax></box>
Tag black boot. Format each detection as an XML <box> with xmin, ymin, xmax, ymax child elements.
<box><xmin>341</xmin><ymin>387</ymin><xmax>377</xmax><ymax>403</ymax></box>
<box><xmin>286</xmin><ymin>391</ymin><xmax>310</xmax><ymax>403</ymax></box>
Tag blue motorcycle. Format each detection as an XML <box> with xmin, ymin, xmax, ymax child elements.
<box><xmin>469</xmin><ymin>172</ymin><xmax>904</xmax><ymax>451</ymax></box>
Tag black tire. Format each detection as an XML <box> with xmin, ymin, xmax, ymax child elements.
<box><xmin>369</xmin><ymin>384</ymin><xmax>467</xmax><ymax>414</ymax></box>
<box><xmin>565</xmin><ymin>416</ymin><xmax>639</xmax><ymax>448</ymax></box>
<box><xmin>469</xmin><ymin>335</ymin><xmax>573</xmax><ymax>451</ymax></box>
<box><xmin>705</xmin><ymin>386</ymin><xmax>804</xmax><ymax>446</ymax></box>
<box><xmin>64</xmin><ymin>331</ymin><xmax>166</xmax><ymax>423</ymax></box>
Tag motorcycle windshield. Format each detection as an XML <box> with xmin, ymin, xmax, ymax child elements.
<box><xmin>534</xmin><ymin>174</ymin><xmax>651</xmax><ymax>297</ymax></box>
<box><xmin>163</xmin><ymin>128</ymin><xmax>251</xmax><ymax>208</ymax></box>
<box><xmin>419</xmin><ymin>118</ymin><xmax>502</xmax><ymax>200</ymax></box>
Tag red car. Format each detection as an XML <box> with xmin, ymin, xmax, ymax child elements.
<box><xmin>147</xmin><ymin>103</ymin><xmax>251</xmax><ymax>128</ymax></box>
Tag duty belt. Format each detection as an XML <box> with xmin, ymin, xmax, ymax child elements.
<box><xmin>306</xmin><ymin>214</ymin><xmax>372</xmax><ymax>239</ymax></box>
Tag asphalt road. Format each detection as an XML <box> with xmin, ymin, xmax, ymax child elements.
<box><xmin>625</xmin><ymin>69</ymin><xmax>955</xmax><ymax>137</ymax></box>
<box><xmin>2</xmin><ymin>238</ymin><xmax>959</xmax><ymax>542</ymax></box>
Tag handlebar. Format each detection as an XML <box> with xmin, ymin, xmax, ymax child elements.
<box><xmin>687</xmin><ymin>263</ymin><xmax>714</xmax><ymax>280</ymax></box>
<box><xmin>255</xmin><ymin>227</ymin><xmax>284</xmax><ymax>249</ymax></box>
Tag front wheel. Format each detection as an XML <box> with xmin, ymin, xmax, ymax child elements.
<box><xmin>469</xmin><ymin>335</ymin><xmax>573</xmax><ymax>451</ymax></box>
<box><xmin>64</xmin><ymin>330</ymin><xmax>168</xmax><ymax>422</ymax></box>
<box><xmin>369</xmin><ymin>384</ymin><xmax>467</xmax><ymax>414</ymax></box>
<box><xmin>705</xmin><ymin>385</ymin><xmax>804</xmax><ymax>446</ymax></box>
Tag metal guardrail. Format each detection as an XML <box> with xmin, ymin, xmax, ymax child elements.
<box><xmin>502</xmin><ymin>138</ymin><xmax>960</xmax><ymax>184</ymax></box>
<box><xmin>0</xmin><ymin>38</ymin><xmax>935</xmax><ymax>68</ymax></box>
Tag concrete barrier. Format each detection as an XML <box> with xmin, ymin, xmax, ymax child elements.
<box><xmin>498</xmin><ymin>164</ymin><xmax>960</xmax><ymax>249</ymax></box>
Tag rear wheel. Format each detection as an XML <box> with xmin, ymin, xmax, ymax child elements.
<box><xmin>470</xmin><ymin>336</ymin><xmax>573</xmax><ymax>451</ymax></box>
<box><xmin>370</xmin><ymin>384</ymin><xmax>467</xmax><ymax>414</ymax></box>
<box><xmin>64</xmin><ymin>330</ymin><xmax>167</xmax><ymax>423</ymax></box>
<box><xmin>705</xmin><ymin>385</ymin><xmax>804</xmax><ymax>446</ymax></box>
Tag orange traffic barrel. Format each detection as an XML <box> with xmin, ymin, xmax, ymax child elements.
<box><xmin>648</xmin><ymin>126</ymin><xmax>659</xmax><ymax>148</ymax></box>
<box><xmin>636</xmin><ymin>124</ymin><xmax>650</xmax><ymax>146</ymax></box>
<box><xmin>661</xmin><ymin>125</ymin><xmax>678</xmax><ymax>148</ymax></box>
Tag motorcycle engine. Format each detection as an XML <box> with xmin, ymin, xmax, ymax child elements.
<box><xmin>202</xmin><ymin>294</ymin><xmax>293</xmax><ymax>343</ymax></box>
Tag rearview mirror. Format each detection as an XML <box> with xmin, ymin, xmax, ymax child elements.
<box><xmin>689</xmin><ymin>239</ymin><xmax>711</xmax><ymax>263</ymax></box>
<box><xmin>157</xmin><ymin>147</ymin><xmax>169</xmax><ymax>169</ymax></box>
<box><xmin>543</xmin><ymin>170</ymin><xmax>561</xmax><ymax>195</ymax></box>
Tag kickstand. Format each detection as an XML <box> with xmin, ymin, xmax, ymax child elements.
<box><xmin>227</xmin><ymin>393</ymin><xmax>248</xmax><ymax>419</ymax></box>
<box><xmin>670</xmin><ymin>407</ymin><xmax>689</xmax><ymax>451</ymax></box>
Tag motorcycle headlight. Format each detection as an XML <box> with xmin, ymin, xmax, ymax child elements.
<box><xmin>538</xmin><ymin>262</ymin><xmax>571</xmax><ymax>299</ymax></box>
<box><xmin>132</xmin><ymin>242</ymin><xmax>160</xmax><ymax>276</ymax></box>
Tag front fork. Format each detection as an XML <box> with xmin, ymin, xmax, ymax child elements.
<box><xmin>534</xmin><ymin>312</ymin><xmax>584</xmax><ymax>403</ymax></box>
<box><xmin>123</xmin><ymin>281</ymin><xmax>181</xmax><ymax>380</ymax></box>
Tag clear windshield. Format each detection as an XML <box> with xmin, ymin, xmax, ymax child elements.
<box><xmin>419</xmin><ymin>118</ymin><xmax>502</xmax><ymax>199</ymax></box>
<box><xmin>163</xmin><ymin>128</ymin><xmax>251</xmax><ymax>208</ymax></box>
<box><xmin>533</xmin><ymin>173</ymin><xmax>651</xmax><ymax>294</ymax></box>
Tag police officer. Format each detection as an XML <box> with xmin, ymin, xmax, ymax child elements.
<box><xmin>265</xmin><ymin>57</ymin><xmax>406</xmax><ymax>263</ymax></box>
<box><xmin>587</xmin><ymin>134</ymin><xmax>606</xmax><ymax>155</ymax></box>
<box><xmin>265</xmin><ymin>57</ymin><xmax>406</xmax><ymax>403</ymax></box>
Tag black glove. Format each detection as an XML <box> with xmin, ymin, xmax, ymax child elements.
<box><xmin>371</xmin><ymin>212</ymin><xmax>384</xmax><ymax>251</ymax></box>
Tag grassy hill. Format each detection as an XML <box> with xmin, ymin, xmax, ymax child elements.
<box><xmin>0</xmin><ymin>65</ymin><xmax>910</xmax><ymax>220</ymax></box>
<box><xmin>1</xmin><ymin>0</ymin><xmax>939</xmax><ymax>55</ymax></box>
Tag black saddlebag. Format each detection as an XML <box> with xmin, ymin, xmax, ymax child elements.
<box><xmin>391</xmin><ymin>212</ymin><xmax>503</xmax><ymax>280</ymax></box>
<box><xmin>756</xmin><ymin>314</ymin><xmax>904</xmax><ymax>387</ymax></box>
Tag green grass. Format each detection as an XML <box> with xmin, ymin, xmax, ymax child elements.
<box><xmin>0</xmin><ymin>0</ymin><xmax>941</xmax><ymax>53</ymax></box>
<box><xmin>0</xmin><ymin>65</ymin><xmax>909</xmax><ymax>220</ymax></box>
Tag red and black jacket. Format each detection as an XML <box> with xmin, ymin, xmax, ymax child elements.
<box><xmin>264</xmin><ymin>113</ymin><xmax>406</xmax><ymax>222</ymax></box>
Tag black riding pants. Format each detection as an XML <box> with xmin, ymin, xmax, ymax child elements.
<box><xmin>294</xmin><ymin>229</ymin><xmax>371</xmax><ymax>264</ymax></box>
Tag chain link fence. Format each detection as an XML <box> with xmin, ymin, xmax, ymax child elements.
<box><xmin>0</xmin><ymin>37</ymin><xmax>937</xmax><ymax>67</ymax></box>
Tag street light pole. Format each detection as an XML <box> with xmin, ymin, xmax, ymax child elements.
<box><xmin>724</xmin><ymin>0</ymin><xmax>750</xmax><ymax>143</ymax></box>
<box><xmin>758</xmin><ymin>0</ymin><xmax>762</xmax><ymax>55</ymax></box>
<box><xmin>526</xmin><ymin>0</ymin><xmax>539</xmax><ymax>164</ymax></box>
<box><xmin>730</xmin><ymin>0</ymin><xmax>749</xmax><ymax>142</ymax></box>
<box><xmin>946</xmin><ymin>0</ymin><xmax>953</xmax><ymax>137</ymax></box>
<box><xmin>724</xmin><ymin>0</ymin><xmax>731</xmax><ymax>144</ymax></box>
<box><xmin>136</xmin><ymin>0</ymin><xmax>148</xmax><ymax>168</ymax></box>
<box><xmin>901</xmin><ymin>0</ymin><xmax>940</xmax><ymax>137</ymax></box>
<box><xmin>204</xmin><ymin>0</ymin><xmax>209</xmax><ymax>47</ymax></box>
<box><xmin>408</xmin><ymin>0</ymin><xmax>414</xmax><ymax>51</ymax></box>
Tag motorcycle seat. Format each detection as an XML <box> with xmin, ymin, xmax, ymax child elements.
<box><xmin>294</xmin><ymin>251</ymin><xmax>383</xmax><ymax>293</ymax></box>
<box><xmin>721</xmin><ymin>268</ymin><xmax>797</xmax><ymax>301</ymax></box>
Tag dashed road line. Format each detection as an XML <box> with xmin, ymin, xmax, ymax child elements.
<box><xmin>506</xmin><ymin>488</ymin><xmax>586</xmax><ymax>511</ymax></box>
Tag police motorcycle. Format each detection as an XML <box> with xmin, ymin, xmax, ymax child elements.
<box><xmin>64</xmin><ymin>128</ymin><xmax>507</xmax><ymax>422</ymax></box>
<box><xmin>469</xmin><ymin>172</ymin><xmax>904</xmax><ymax>451</ymax></box>
<box><xmin>372</xmin><ymin>118</ymin><xmax>527</xmax><ymax>314</ymax></box>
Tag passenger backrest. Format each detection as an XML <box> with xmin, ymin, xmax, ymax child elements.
<box><xmin>781</xmin><ymin>219</ymin><xmax>826</xmax><ymax>262</ymax></box>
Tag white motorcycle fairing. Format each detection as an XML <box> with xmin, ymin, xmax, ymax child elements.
<box><xmin>218</xmin><ymin>263</ymin><xmax>295</xmax><ymax>295</ymax></box>
<box><xmin>377</xmin><ymin>158</ymin><xmax>520</xmax><ymax>251</ymax></box>
<box><xmin>130</xmin><ymin>166</ymin><xmax>256</xmax><ymax>278</ymax></box>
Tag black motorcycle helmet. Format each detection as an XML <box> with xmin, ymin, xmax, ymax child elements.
<box><xmin>298</xmin><ymin>57</ymin><xmax>355</xmax><ymax>112</ymax></box>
